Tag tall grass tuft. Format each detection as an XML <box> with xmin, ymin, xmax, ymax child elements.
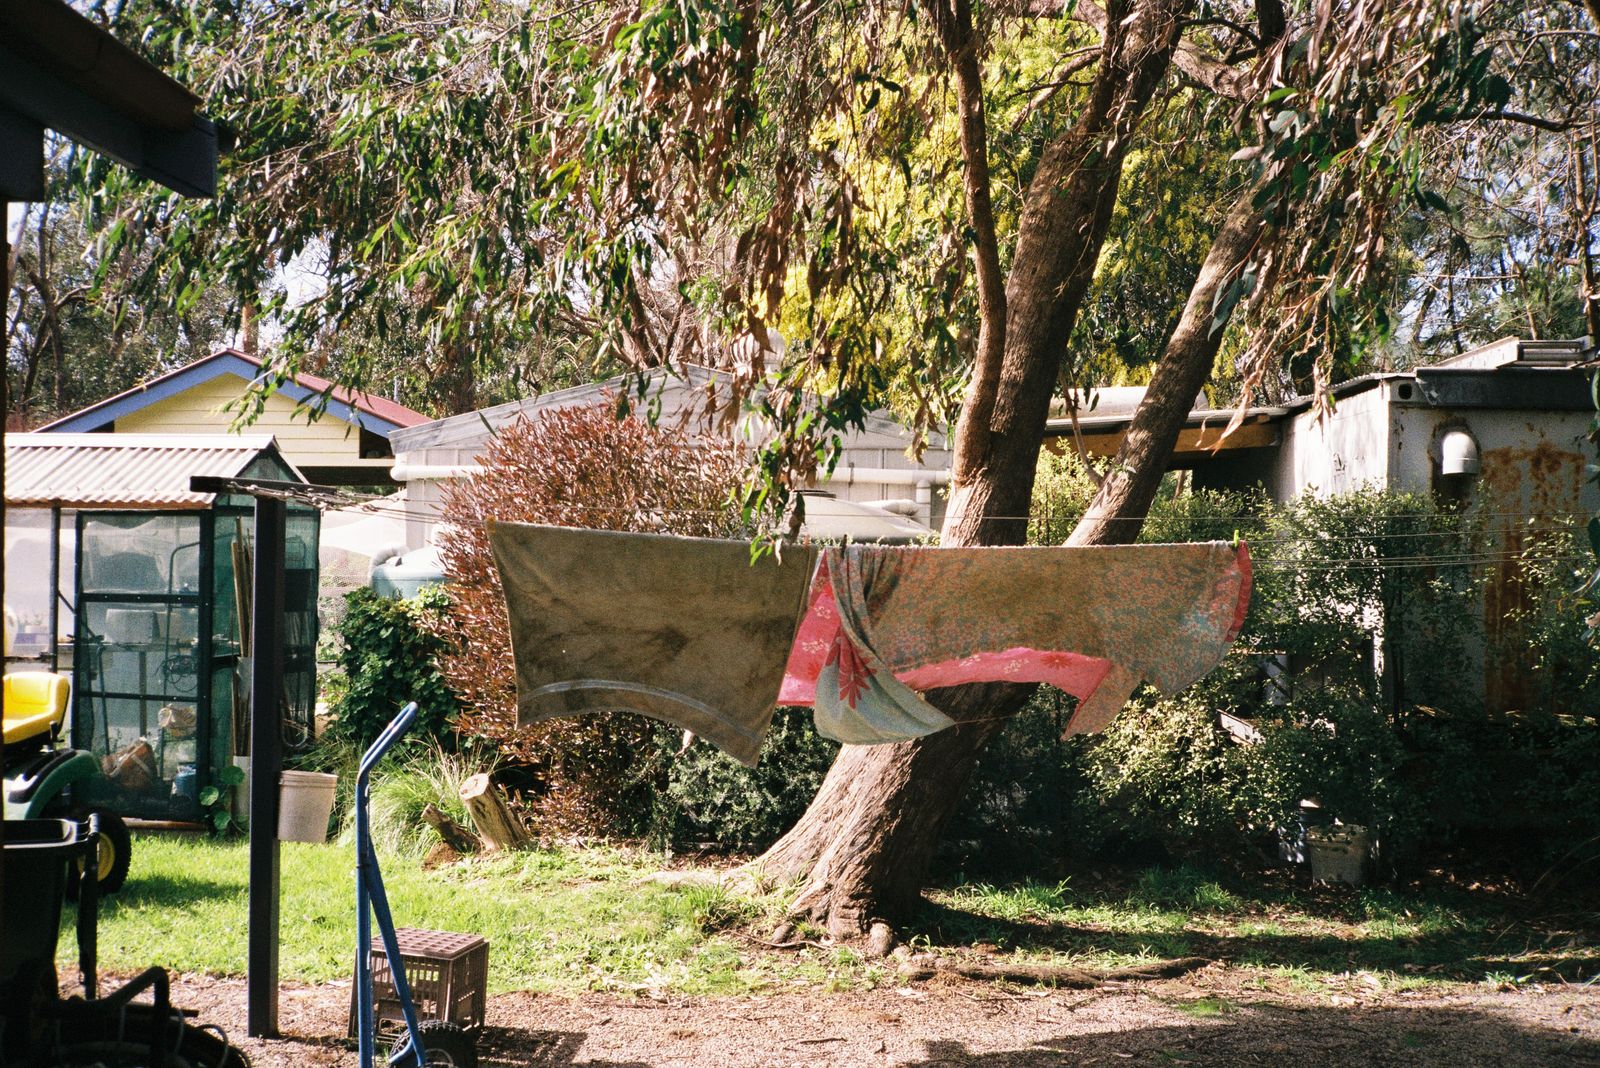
<box><xmin>340</xmin><ymin>742</ymin><xmax>501</xmax><ymax>857</ymax></box>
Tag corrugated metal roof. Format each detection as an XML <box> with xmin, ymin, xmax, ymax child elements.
<box><xmin>5</xmin><ymin>433</ymin><xmax>287</xmax><ymax>510</ymax></box>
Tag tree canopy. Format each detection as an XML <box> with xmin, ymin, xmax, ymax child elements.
<box><xmin>70</xmin><ymin>0</ymin><xmax>1597</xmax><ymax>486</ymax></box>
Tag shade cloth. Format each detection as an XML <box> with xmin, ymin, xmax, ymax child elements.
<box><xmin>489</xmin><ymin>521</ymin><xmax>818</xmax><ymax>766</ymax></box>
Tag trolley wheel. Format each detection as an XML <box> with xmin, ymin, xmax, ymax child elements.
<box><xmin>66</xmin><ymin>807</ymin><xmax>132</xmax><ymax>897</ymax></box>
<box><xmin>393</xmin><ymin>1019</ymin><xmax>478</xmax><ymax>1068</ymax></box>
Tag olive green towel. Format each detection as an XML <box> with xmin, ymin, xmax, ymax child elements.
<box><xmin>489</xmin><ymin>521</ymin><xmax>818</xmax><ymax>766</ymax></box>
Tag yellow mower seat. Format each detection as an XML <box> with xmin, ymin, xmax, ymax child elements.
<box><xmin>3</xmin><ymin>671</ymin><xmax>71</xmax><ymax>748</ymax></box>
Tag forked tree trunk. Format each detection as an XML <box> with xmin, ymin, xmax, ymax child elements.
<box><xmin>753</xmin><ymin>0</ymin><xmax>1196</xmax><ymax>941</ymax></box>
<box><xmin>755</xmin><ymin>102</ymin><xmax>1270</xmax><ymax>949</ymax></box>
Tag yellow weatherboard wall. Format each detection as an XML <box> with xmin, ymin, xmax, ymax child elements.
<box><xmin>113</xmin><ymin>372</ymin><xmax>362</xmax><ymax>470</ymax></box>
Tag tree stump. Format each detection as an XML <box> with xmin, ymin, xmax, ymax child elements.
<box><xmin>459</xmin><ymin>773</ymin><xmax>531</xmax><ymax>851</ymax></box>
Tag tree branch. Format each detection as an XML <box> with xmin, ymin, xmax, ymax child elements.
<box><xmin>1069</xmin><ymin>186</ymin><xmax>1265</xmax><ymax>546</ymax></box>
<box><xmin>1439</xmin><ymin>107</ymin><xmax>1593</xmax><ymax>133</ymax></box>
<box><xmin>1254</xmin><ymin>0</ymin><xmax>1285</xmax><ymax>47</ymax></box>
<box><xmin>1028</xmin><ymin>0</ymin><xmax>1252</xmax><ymax>100</ymax></box>
<box><xmin>930</xmin><ymin>0</ymin><xmax>1009</xmax><ymax>480</ymax></box>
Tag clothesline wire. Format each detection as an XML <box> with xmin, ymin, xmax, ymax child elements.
<box><xmin>324</xmin><ymin>501</ymin><xmax>1594</xmax><ymax>552</ymax></box>
<box><xmin>220</xmin><ymin>473</ymin><xmax>1597</xmax><ymax>526</ymax></box>
<box><xmin>328</xmin><ymin>511</ymin><xmax>1595</xmax><ymax>556</ymax></box>
<box><xmin>1252</xmin><ymin>553</ymin><xmax>1596</xmax><ymax>574</ymax></box>
<box><xmin>338</xmin><ymin>503</ymin><xmax>1597</xmax><ymax>522</ymax></box>
<box><xmin>330</xmin><ymin>498</ymin><xmax>1595</xmax><ymax>531</ymax></box>
<box><xmin>247</xmin><ymin>477</ymin><xmax>1592</xmax><ymax>559</ymax></box>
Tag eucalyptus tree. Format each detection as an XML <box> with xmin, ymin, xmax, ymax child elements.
<box><xmin>86</xmin><ymin>0</ymin><xmax>1597</xmax><ymax>939</ymax></box>
<box><xmin>6</xmin><ymin>193</ymin><xmax>231</xmax><ymax>426</ymax></box>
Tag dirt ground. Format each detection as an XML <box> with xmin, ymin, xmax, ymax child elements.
<box><xmin>145</xmin><ymin>968</ymin><xmax>1600</xmax><ymax>1067</ymax></box>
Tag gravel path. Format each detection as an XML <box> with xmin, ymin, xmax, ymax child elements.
<box><xmin>146</xmin><ymin>969</ymin><xmax>1600</xmax><ymax>1067</ymax></box>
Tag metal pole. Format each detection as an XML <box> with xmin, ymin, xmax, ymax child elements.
<box><xmin>247</xmin><ymin>494</ymin><xmax>286</xmax><ymax>1038</ymax></box>
<box><xmin>49</xmin><ymin>506</ymin><xmax>61</xmax><ymax>673</ymax></box>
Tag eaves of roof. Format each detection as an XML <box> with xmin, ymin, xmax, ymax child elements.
<box><xmin>39</xmin><ymin>349</ymin><xmax>430</xmax><ymax>437</ymax></box>
<box><xmin>1043</xmin><ymin>404</ymin><xmax>1292</xmax><ymax>436</ymax></box>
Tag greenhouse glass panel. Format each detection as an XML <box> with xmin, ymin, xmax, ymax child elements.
<box><xmin>74</xmin><ymin>512</ymin><xmax>210</xmax><ymax>820</ymax></box>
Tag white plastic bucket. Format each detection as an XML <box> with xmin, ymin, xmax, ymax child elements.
<box><xmin>278</xmin><ymin>770</ymin><xmax>338</xmax><ymax>843</ymax></box>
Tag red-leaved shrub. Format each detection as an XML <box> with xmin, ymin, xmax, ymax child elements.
<box><xmin>433</xmin><ymin>398</ymin><xmax>748</xmax><ymax>833</ymax></box>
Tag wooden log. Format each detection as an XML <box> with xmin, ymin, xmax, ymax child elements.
<box><xmin>898</xmin><ymin>954</ymin><xmax>1211</xmax><ymax>987</ymax></box>
<box><xmin>459</xmin><ymin>773</ymin><xmax>531</xmax><ymax>851</ymax></box>
<box><xmin>421</xmin><ymin>804</ymin><xmax>479</xmax><ymax>854</ymax></box>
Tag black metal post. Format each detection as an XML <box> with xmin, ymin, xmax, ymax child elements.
<box><xmin>247</xmin><ymin>495</ymin><xmax>286</xmax><ymax>1038</ymax></box>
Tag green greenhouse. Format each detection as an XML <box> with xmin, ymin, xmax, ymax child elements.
<box><xmin>4</xmin><ymin>433</ymin><xmax>319</xmax><ymax>823</ymax></box>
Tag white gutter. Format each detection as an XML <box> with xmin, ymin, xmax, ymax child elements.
<box><xmin>390</xmin><ymin>461</ymin><xmax>483</xmax><ymax>481</ymax></box>
<box><xmin>822</xmin><ymin>465</ymin><xmax>952</xmax><ymax>487</ymax></box>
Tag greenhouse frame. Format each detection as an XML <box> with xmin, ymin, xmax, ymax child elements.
<box><xmin>4</xmin><ymin>433</ymin><xmax>319</xmax><ymax>823</ymax></box>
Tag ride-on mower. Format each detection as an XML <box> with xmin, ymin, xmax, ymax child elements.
<box><xmin>3</xmin><ymin>670</ymin><xmax>133</xmax><ymax>895</ymax></box>
<box><xmin>0</xmin><ymin>815</ymin><xmax>248</xmax><ymax>1066</ymax></box>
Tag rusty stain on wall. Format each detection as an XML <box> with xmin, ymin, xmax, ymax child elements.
<box><xmin>1477</xmin><ymin>441</ymin><xmax>1584</xmax><ymax>713</ymax></box>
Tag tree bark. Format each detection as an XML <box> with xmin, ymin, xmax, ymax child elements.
<box><xmin>1069</xmin><ymin>189</ymin><xmax>1265</xmax><ymax>546</ymax></box>
<box><xmin>421</xmin><ymin>803</ymin><xmax>480</xmax><ymax>854</ymax></box>
<box><xmin>754</xmin><ymin>684</ymin><xmax>1028</xmax><ymax>940</ymax></box>
<box><xmin>945</xmin><ymin>0</ymin><xmax>1192</xmax><ymax>548</ymax></box>
<box><xmin>761</xmin><ymin>194</ymin><xmax>1258</xmax><ymax>939</ymax></box>
<box><xmin>754</xmin><ymin>0</ymin><xmax>1195</xmax><ymax>942</ymax></box>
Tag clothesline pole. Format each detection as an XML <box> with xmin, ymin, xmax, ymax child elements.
<box><xmin>247</xmin><ymin>495</ymin><xmax>286</xmax><ymax>1038</ymax></box>
<box><xmin>190</xmin><ymin>476</ymin><xmax>290</xmax><ymax>1037</ymax></box>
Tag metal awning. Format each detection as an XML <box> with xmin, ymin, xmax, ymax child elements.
<box><xmin>4</xmin><ymin>433</ymin><xmax>295</xmax><ymax>510</ymax></box>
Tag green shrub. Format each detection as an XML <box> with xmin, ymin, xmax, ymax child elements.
<box><xmin>327</xmin><ymin>586</ymin><xmax>461</xmax><ymax>751</ymax></box>
<box><xmin>1073</xmin><ymin>692</ymin><xmax>1256</xmax><ymax>857</ymax></box>
<box><xmin>946</xmin><ymin>689</ymin><xmax>1085</xmax><ymax>871</ymax></box>
<box><xmin>663</xmin><ymin>707</ymin><xmax>840</xmax><ymax>852</ymax></box>
<box><xmin>957</xmin><ymin>479</ymin><xmax>1600</xmax><ymax>877</ymax></box>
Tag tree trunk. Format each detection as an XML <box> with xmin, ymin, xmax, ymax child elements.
<box><xmin>459</xmin><ymin>772</ymin><xmax>531</xmax><ymax>851</ymax></box>
<box><xmin>754</xmin><ymin>0</ymin><xmax>1195</xmax><ymax>941</ymax></box>
<box><xmin>754</xmin><ymin>683</ymin><xmax>1029</xmax><ymax>940</ymax></box>
<box><xmin>760</xmin><ymin>166</ymin><xmax>1265</xmax><ymax>947</ymax></box>
<box><xmin>1069</xmin><ymin>190</ymin><xmax>1266</xmax><ymax>546</ymax></box>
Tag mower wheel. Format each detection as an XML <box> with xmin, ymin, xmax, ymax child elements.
<box><xmin>395</xmin><ymin>1019</ymin><xmax>478</xmax><ymax>1068</ymax></box>
<box><xmin>66</xmin><ymin>807</ymin><xmax>132</xmax><ymax>897</ymax></box>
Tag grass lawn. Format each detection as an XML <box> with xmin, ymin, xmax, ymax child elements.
<box><xmin>65</xmin><ymin>832</ymin><xmax>1599</xmax><ymax>997</ymax></box>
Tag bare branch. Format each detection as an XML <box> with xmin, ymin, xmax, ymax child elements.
<box><xmin>1028</xmin><ymin>0</ymin><xmax>1253</xmax><ymax>100</ymax></box>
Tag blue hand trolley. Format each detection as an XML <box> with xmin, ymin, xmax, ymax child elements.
<box><xmin>355</xmin><ymin>702</ymin><xmax>478</xmax><ymax>1068</ymax></box>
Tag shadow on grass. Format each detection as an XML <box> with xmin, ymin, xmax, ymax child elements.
<box><xmin>908</xmin><ymin>892</ymin><xmax>1600</xmax><ymax>984</ymax></box>
<box><xmin>472</xmin><ymin>1002</ymin><xmax>1598</xmax><ymax>1067</ymax></box>
<box><xmin>90</xmin><ymin>872</ymin><xmax>244</xmax><ymax>909</ymax></box>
